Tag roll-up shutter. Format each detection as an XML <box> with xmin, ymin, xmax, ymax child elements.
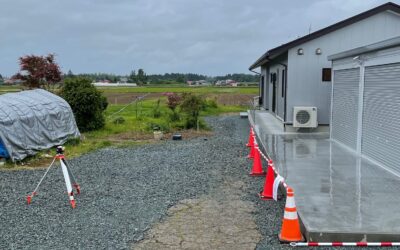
<box><xmin>362</xmin><ymin>63</ymin><xmax>400</xmax><ymax>174</ymax></box>
<box><xmin>331</xmin><ymin>68</ymin><xmax>360</xmax><ymax>150</ymax></box>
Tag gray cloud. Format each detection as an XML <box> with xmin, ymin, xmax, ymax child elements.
<box><xmin>0</xmin><ymin>0</ymin><xmax>396</xmax><ymax>76</ymax></box>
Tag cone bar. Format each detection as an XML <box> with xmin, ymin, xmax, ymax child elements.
<box><xmin>290</xmin><ymin>242</ymin><xmax>400</xmax><ymax>247</ymax></box>
<box><xmin>27</xmin><ymin>146</ymin><xmax>81</xmax><ymax>208</ymax></box>
<box><xmin>279</xmin><ymin>188</ymin><xmax>304</xmax><ymax>242</ymax></box>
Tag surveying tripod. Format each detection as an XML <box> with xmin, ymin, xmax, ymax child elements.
<box><xmin>27</xmin><ymin>146</ymin><xmax>81</xmax><ymax>208</ymax></box>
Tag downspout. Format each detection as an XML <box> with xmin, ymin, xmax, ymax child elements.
<box><xmin>249</xmin><ymin>68</ymin><xmax>262</xmax><ymax>107</ymax></box>
<box><xmin>249</xmin><ymin>69</ymin><xmax>262</xmax><ymax>127</ymax></box>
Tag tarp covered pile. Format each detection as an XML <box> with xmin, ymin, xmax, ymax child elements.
<box><xmin>0</xmin><ymin>89</ymin><xmax>80</xmax><ymax>161</ymax></box>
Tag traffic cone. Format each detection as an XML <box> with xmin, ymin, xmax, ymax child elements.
<box><xmin>279</xmin><ymin>188</ymin><xmax>304</xmax><ymax>242</ymax></box>
<box><xmin>246</xmin><ymin>128</ymin><xmax>254</xmax><ymax>147</ymax></box>
<box><xmin>250</xmin><ymin>145</ymin><xmax>265</xmax><ymax>176</ymax></box>
<box><xmin>247</xmin><ymin>138</ymin><xmax>256</xmax><ymax>159</ymax></box>
<box><xmin>259</xmin><ymin>162</ymin><xmax>275</xmax><ymax>199</ymax></box>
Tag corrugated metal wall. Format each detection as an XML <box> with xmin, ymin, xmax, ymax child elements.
<box><xmin>331</xmin><ymin>68</ymin><xmax>360</xmax><ymax>150</ymax></box>
<box><xmin>362</xmin><ymin>63</ymin><xmax>400</xmax><ymax>173</ymax></box>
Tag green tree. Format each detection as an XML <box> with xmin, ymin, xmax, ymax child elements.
<box><xmin>67</xmin><ymin>70</ymin><xmax>74</xmax><ymax>77</ymax></box>
<box><xmin>0</xmin><ymin>74</ymin><xmax>3</xmax><ymax>84</ymax></box>
<box><xmin>60</xmin><ymin>77</ymin><xmax>108</xmax><ymax>132</ymax></box>
<box><xmin>137</xmin><ymin>69</ymin><xmax>148</xmax><ymax>84</ymax></box>
<box><xmin>176</xmin><ymin>75</ymin><xmax>185</xmax><ymax>83</ymax></box>
<box><xmin>129</xmin><ymin>70</ymin><xmax>136</xmax><ymax>83</ymax></box>
<box><xmin>180</xmin><ymin>93</ymin><xmax>205</xmax><ymax>129</ymax></box>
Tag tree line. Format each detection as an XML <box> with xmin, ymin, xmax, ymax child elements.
<box><xmin>65</xmin><ymin>70</ymin><xmax>259</xmax><ymax>84</ymax></box>
<box><xmin>2</xmin><ymin>54</ymin><xmax>259</xmax><ymax>87</ymax></box>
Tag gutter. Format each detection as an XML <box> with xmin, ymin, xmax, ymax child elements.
<box><xmin>249</xmin><ymin>69</ymin><xmax>262</xmax><ymax>108</ymax></box>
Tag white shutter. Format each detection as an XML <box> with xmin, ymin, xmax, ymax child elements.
<box><xmin>331</xmin><ymin>68</ymin><xmax>360</xmax><ymax>150</ymax></box>
<box><xmin>362</xmin><ymin>63</ymin><xmax>400</xmax><ymax>173</ymax></box>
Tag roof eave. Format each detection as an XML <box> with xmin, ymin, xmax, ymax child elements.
<box><xmin>249</xmin><ymin>2</ymin><xmax>400</xmax><ymax>70</ymax></box>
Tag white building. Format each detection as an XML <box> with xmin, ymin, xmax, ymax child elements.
<box><xmin>250</xmin><ymin>2</ymin><xmax>400</xmax><ymax>131</ymax></box>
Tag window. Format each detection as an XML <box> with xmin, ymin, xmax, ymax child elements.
<box><xmin>282</xmin><ymin>69</ymin><xmax>285</xmax><ymax>97</ymax></box>
<box><xmin>259</xmin><ymin>76</ymin><xmax>264</xmax><ymax>105</ymax></box>
<box><xmin>270</xmin><ymin>73</ymin><xmax>276</xmax><ymax>83</ymax></box>
<box><xmin>322</xmin><ymin>68</ymin><xmax>332</xmax><ymax>82</ymax></box>
<box><xmin>277</xmin><ymin>69</ymin><xmax>279</xmax><ymax>86</ymax></box>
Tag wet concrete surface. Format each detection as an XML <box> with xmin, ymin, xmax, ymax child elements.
<box><xmin>251</xmin><ymin>111</ymin><xmax>400</xmax><ymax>242</ymax></box>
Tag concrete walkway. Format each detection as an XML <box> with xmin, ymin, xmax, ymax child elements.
<box><xmin>251</xmin><ymin>111</ymin><xmax>400</xmax><ymax>242</ymax></box>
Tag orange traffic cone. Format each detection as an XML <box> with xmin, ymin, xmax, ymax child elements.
<box><xmin>259</xmin><ymin>162</ymin><xmax>275</xmax><ymax>199</ymax></box>
<box><xmin>250</xmin><ymin>145</ymin><xmax>265</xmax><ymax>176</ymax></box>
<box><xmin>247</xmin><ymin>137</ymin><xmax>257</xmax><ymax>159</ymax></box>
<box><xmin>246</xmin><ymin>128</ymin><xmax>254</xmax><ymax>147</ymax></box>
<box><xmin>279</xmin><ymin>188</ymin><xmax>304</xmax><ymax>242</ymax></box>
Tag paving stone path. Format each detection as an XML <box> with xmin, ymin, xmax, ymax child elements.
<box><xmin>134</xmin><ymin>179</ymin><xmax>262</xmax><ymax>250</ymax></box>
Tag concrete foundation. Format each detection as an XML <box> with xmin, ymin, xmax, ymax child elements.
<box><xmin>250</xmin><ymin>110</ymin><xmax>400</xmax><ymax>242</ymax></box>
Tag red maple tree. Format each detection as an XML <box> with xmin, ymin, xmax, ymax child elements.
<box><xmin>12</xmin><ymin>54</ymin><xmax>62</xmax><ymax>89</ymax></box>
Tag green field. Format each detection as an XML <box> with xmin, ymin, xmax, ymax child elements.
<box><xmin>0</xmin><ymin>85</ymin><xmax>258</xmax><ymax>95</ymax></box>
<box><xmin>98</xmin><ymin>86</ymin><xmax>258</xmax><ymax>94</ymax></box>
<box><xmin>1</xmin><ymin>86</ymin><xmax>251</xmax><ymax>168</ymax></box>
<box><xmin>0</xmin><ymin>85</ymin><xmax>22</xmax><ymax>94</ymax></box>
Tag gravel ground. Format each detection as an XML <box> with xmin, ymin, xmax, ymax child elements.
<box><xmin>0</xmin><ymin>115</ymin><xmax>379</xmax><ymax>250</ymax></box>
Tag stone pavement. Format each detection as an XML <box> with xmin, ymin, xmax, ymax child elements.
<box><xmin>133</xmin><ymin>179</ymin><xmax>262</xmax><ymax>250</ymax></box>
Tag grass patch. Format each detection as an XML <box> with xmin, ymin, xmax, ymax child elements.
<box><xmin>0</xmin><ymin>92</ymin><xmax>250</xmax><ymax>169</ymax></box>
<box><xmin>0</xmin><ymin>85</ymin><xmax>22</xmax><ymax>94</ymax></box>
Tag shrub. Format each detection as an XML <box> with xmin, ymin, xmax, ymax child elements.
<box><xmin>147</xmin><ymin>122</ymin><xmax>170</xmax><ymax>132</ymax></box>
<box><xmin>163</xmin><ymin>93</ymin><xmax>182</xmax><ymax>122</ymax></box>
<box><xmin>152</xmin><ymin>99</ymin><xmax>162</xmax><ymax>118</ymax></box>
<box><xmin>112</xmin><ymin>116</ymin><xmax>125</xmax><ymax>124</ymax></box>
<box><xmin>169</xmin><ymin>111</ymin><xmax>180</xmax><ymax>122</ymax></box>
<box><xmin>164</xmin><ymin>92</ymin><xmax>181</xmax><ymax>111</ymax></box>
<box><xmin>205</xmin><ymin>98</ymin><xmax>218</xmax><ymax>109</ymax></box>
<box><xmin>60</xmin><ymin>77</ymin><xmax>108</xmax><ymax>132</ymax></box>
<box><xmin>65</xmin><ymin>137</ymin><xmax>81</xmax><ymax>146</ymax></box>
<box><xmin>180</xmin><ymin>93</ymin><xmax>206</xmax><ymax>129</ymax></box>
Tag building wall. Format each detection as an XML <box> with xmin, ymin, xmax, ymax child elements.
<box><xmin>331</xmin><ymin>44</ymin><xmax>400</xmax><ymax>176</ymax></box>
<box><xmin>286</xmin><ymin>11</ymin><xmax>400</xmax><ymax>125</ymax></box>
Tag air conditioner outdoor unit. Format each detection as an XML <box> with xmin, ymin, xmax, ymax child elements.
<box><xmin>293</xmin><ymin>107</ymin><xmax>318</xmax><ymax>128</ymax></box>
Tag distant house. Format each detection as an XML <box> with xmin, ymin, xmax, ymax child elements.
<box><xmin>215</xmin><ymin>80</ymin><xmax>224</xmax><ymax>86</ymax></box>
<box><xmin>249</xmin><ymin>2</ymin><xmax>400</xmax><ymax>131</ymax></box>
<box><xmin>119</xmin><ymin>77</ymin><xmax>128</xmax><ymax>83</ymax></box>
<box><xmin>3</xmin><ymin>78</ymin><xmax>23</xmax><ymax>85</ymax></box>
<box><xmin>188</xmin><ymin>80</ymin><xmax>211</xmax><ymax>86</ymax></box>
<box><xmin>226</xmin><ymin>79</ymin><xmax>238</xmax><ymax>87</ymax></box>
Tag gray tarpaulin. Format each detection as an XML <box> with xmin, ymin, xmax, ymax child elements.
<box><xmin>0</xmin><ymin>89</ymin><xmax>80</xmax><ymax>161</ymax></box>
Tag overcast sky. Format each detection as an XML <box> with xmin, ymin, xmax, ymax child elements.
<box><xmin>1</xmin><ymin>0</ymin><xmax>398</xmax><ymax>76</ymax></box>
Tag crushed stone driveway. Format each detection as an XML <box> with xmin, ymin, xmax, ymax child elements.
<box><xmin>0</xmin><ymin>116</ymin><xmax>290</xmax><ymax>250</ymax></box>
